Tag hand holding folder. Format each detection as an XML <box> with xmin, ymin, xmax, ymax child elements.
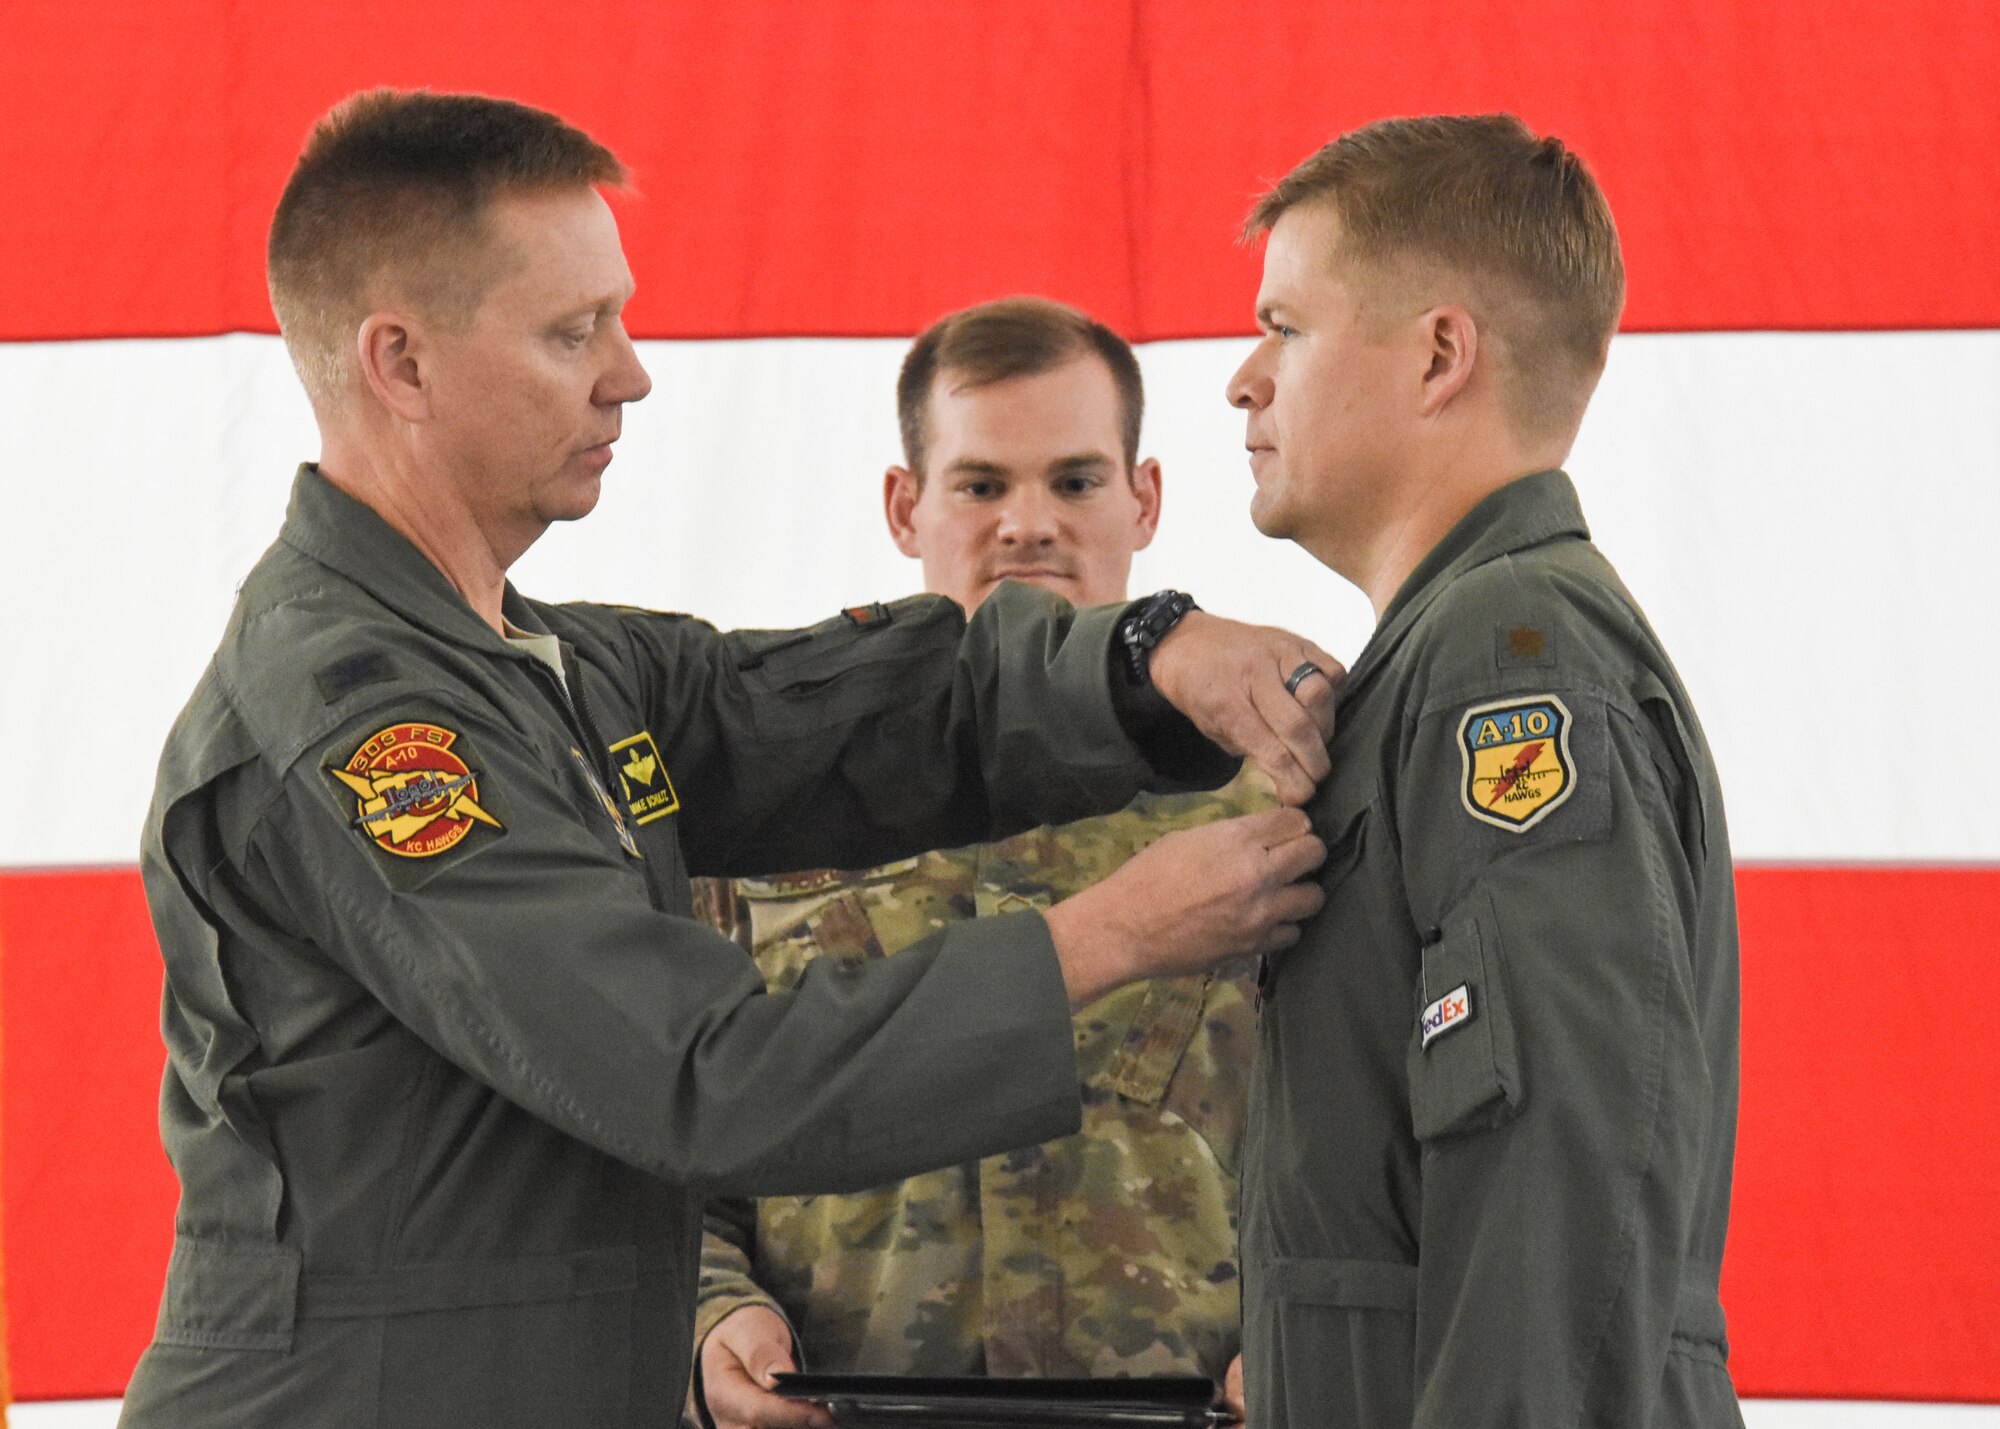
<box><xmin>770</xmin><ymin>1373</ymin><xmax>1230</xmax><ymax>1427</ymax></box>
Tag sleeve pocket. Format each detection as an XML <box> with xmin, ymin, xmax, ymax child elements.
<box><xmin>1407</xmin><ymin>891</ymin><xmax>1524</xmax><ymax>1141</ymax></box>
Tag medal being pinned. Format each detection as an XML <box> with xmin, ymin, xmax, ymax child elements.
<box><xmin>1457</xmin><ymin>694</ymin><xmax>1575</xmax><ymax>832</ymax></box>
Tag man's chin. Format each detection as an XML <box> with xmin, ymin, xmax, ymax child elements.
<box><xmin>1249</xmin><ymin>488</ymin><xmax>1293</xmax><ymax>540</ymax></box>
<box><xmin>543</xmin><ymin>473</ymin><xmax>604</xmax><ymax>524</ymax></box>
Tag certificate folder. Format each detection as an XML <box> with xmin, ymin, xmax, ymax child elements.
<box><xmin>769</xmin><ymin>1372</ymin><xmax>1227</xmax><ymax>1427</ymax></box>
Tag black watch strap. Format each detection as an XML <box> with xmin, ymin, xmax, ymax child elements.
<box><xmin>1117</xmin><ymin>590</ymin><xmax>1199</xmax><ymax>686</ymax></box>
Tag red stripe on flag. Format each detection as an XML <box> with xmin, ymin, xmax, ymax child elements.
<box><xmin>1725</xmin><ymin>866</ymin><xmax>2000</xmax><ymax>1399</ymax></box>
<box><xmin>0</xmin><ymin>871</ymin><xmax>173</xmax><ymax>1402</ymax></box>
<box><xmin>0</xmin><ymin>890</ymin><xmax>12</xmax><ymax>1410</ymax></box>
<box><xmin>1</xmin><ymin>1</ymin><xmax>1996</xmax><ymax>343</ymax></box>
<box><xmin>2</xmin><ymin>865</ymin><xmax>1996</xmax><ymax>1401</ymax></box>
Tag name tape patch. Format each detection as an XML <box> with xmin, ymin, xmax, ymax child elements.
<box><xmin>1421</xmin><ymin>982</ymin><xmax>1474</xmax><ymax>1049</ymax></box>
<box><xmin>610</xmin><ymin>730</ymin><xmax>680</xmax><ymax>826</ymax></box>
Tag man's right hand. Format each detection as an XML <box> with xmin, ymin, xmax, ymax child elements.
<box><xmin>697</xmin><ymin>1305</ymin><xmax>833</xmax><ymax>1429</ymax></box>
<box><xmin>1045</xmin><ymin>806</ymin><xmax>1326</xmax><ymax>1006</ymax></box>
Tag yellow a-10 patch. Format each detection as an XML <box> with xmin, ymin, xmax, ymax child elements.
<box><xmin>1457</xmin><ymin>695</ymin><xmax>1575</xmax><ymax>832</ymax></box>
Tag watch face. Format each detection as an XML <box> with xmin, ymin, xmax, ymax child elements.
<box><xmin>1119</xmin><ymin>592</ymin><xmax>1192</xmax><ymax>685</ymax></box>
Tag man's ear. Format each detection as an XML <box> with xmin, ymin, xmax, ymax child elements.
<box><xmin>883</xmin><ymin>465</ymin><xmax>924</xmax><ymax>557</ymax></box>
<box><xmin>1418</xmin><ymin>304</ymin><xmax>1479</xmax><ymax>418</ymax></box>
<box><xmin>1130</xmin><ymin>457</ymin><xmax>1163</xmax><ymax>551</ymax></box>
<box><xmin>356</xmin><ymin>311</ymin><xmax>431</xmax><ymax>422</ymax></box>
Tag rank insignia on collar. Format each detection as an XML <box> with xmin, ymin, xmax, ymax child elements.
<box><xmin>609</xmin><ymin>731</ymin><xmax>680</xmax><ymax>826</ymax></box>
<box><xmin>1457</xmin><ymin>694</ymin><xmax>1575</xmax><ymax>831</ymax></box>
<box><xmin>331</xmin><ymin>721</ymin><xmax>502</xmax><ymax>858</ymax></box>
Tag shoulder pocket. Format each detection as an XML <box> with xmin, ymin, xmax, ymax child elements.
<box><xmin>730</xmin><ymin>599</ymin><xmax>956</xmax><ymax>737</ymax></box>
<box><xmin>1408</xmin><ymin>891</ymin><xmax>1524</xmax><ymax>1141</ymax></box>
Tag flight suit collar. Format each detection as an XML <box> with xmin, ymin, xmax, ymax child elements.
<box><xmin>1341</xmin><ymin>468</ymin><xmax>1590</xmax><ymax>699</ymax></box>
<box><xmin>278</xmin><ymin>463</ymin><xmax>550</xmax><ymax>655</ymax></box>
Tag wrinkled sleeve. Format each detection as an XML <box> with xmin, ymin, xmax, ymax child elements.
<box><xmin>596</xmin><ymin>583</ymin><xmax>1232</xmax><ymax>877</ymax></box>
<box><xmin>1393</xmin><ymin>686</ymin><xmax>1712</xmax><ymax>1426</ymax></box>
<box><xmin>686</xmin><ymin>880</ymin><xmax>794</xmax><ymax>1367</ymax></box>
<box><xmin>251</xmin><ymin>690</ymin><xmax>1083</xmax><ymax>1198</ymax></box>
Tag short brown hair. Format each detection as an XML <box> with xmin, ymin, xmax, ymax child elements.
<box><xmin>1247</xmin><ymin>114</ymin><xmax>1624</xmax><ymax>436</ymax></box>
<box><xmin>897</xmin><ymin>297</ymin><xmax>1145</xmax><ymax>477</ymax></box>
<box><xmin>268</xmin><ymin>89</ymin><xmax>625</xmax><ymax>405</ymax></box>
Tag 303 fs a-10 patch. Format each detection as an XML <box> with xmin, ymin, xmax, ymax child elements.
<box><xmin>330</xmin><ymin>720</ymin><xmax>502</xmax><ymax>858</ymax></box>
<box><xmin>1457</xmin><ymin>694</ymin><xmax>1575</xmax><ymax>832</ymax></box>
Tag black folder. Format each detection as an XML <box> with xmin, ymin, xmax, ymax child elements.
<box><xmin>769</xmin><ymin>1372</ymin><xmax>1226</xmax><ymax>1427</ymax></box>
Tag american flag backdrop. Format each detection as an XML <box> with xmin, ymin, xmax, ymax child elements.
<box><xmin>0</xmin><ymin>2</ymin><xmax>1996</xmax><ymax>1419</ymax></box>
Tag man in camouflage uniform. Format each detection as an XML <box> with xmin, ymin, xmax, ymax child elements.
<box><xmin>691</xmin><ymin>299</ymin><xmax>1269</xmax><ymax>1428</ymax></box>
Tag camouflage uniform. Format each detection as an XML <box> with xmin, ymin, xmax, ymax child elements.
<box><xmin>692</xmin><ymin>767</ymin><xmax>1271</xmax><ymax>1390</ymax></box>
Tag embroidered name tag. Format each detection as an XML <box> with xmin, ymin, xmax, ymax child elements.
<box><xmin>609</xmin><ymin>730</ymin><xmax>680</xmax><ymax>826</ymax></box>
<box><xmin>1421</xmin><ymin>983</ymin><xmax>1474</xmax><ymax>1049</ymax></box>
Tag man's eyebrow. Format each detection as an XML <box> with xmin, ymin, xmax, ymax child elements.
<box><xmin>1050</xmin><ymin>452</ymin><xmax>1115</xmax><ymax>472</ymax></box>
<box><xmin>559</xmin><ymin>283</ymin><xmax>637</xmax><ymax>323</ymax></box>
<box><xmin>943</xmin><ymin>458</ymin><xmax>1009</xmax><ymax>477</ymax></box>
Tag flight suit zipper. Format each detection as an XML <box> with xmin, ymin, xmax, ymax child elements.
<box><xmin>519</xmin><ymin>646</ymin><xmax>630</xmax><ymax>843</ymax></box>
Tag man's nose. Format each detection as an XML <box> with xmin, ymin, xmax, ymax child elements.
<box><xmin>995</xmin><ymin>487</ymin><xmax>1060</xmax><ymax>543</ymax></box>
<box><xmin>1227</xmin><ymin>348</ymin><xmax>1270</xmax><ymax>410</ymax></box>
<box><xmin>597</xmin><ymin>323</ymin><xmax>652</xmax><ymax>406</ymax></box>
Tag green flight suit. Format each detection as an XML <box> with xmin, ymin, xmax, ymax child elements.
<box><xmin>1242</xmin><ymin>471</ymin><xmax>1744</xmax><ymax>1428</ymax></box>
<box><xmin>120</xmin><ymin>465</ymin><xmax>1228</xmax><ymax>1429</ymax></box>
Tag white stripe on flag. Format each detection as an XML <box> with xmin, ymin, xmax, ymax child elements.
<box><xmin>2</xmin><ymin>332</ymin><xmax>1995</xmax><ymax>867</ymax></box>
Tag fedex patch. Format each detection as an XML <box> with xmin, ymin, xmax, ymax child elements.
<box><xmin>1421</xmin><ymin>983</ymin><xmax>1474</xmax><ymax>1049</ymax></box>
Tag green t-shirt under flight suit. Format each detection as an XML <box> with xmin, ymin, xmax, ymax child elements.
<box><xmin>1242</xmin><ymin>470</ymin><xmax>1745</xmax><ymax>1428</ymax></box>
<box><xmin>120</xmin><ymin>465</ymin><xmax>1229</xmax><ymax>1429</ymax></box>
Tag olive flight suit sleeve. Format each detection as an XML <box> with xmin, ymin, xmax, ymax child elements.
<box><xmin>1391</xmin><ymin>675</ymin><xmax>1715</xmax><ymax>1426</ymax></box>
<box><xmin>581</xmin><ymin>582</ymin><xmax>1228</xmax><ymax>877</ymax></box>
<box><xmin>245</xmin><ymin>685</ymin><xmax>1086</xmax><ymax>1200</ymax></box>
<box><xmin>687</xmin><ymin>876</ymin><xmax>794</xmax><ymax>1362</ymax></box>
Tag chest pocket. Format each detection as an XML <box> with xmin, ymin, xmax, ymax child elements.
<box><xmin>1260</xmin><ymin>784</ymin><xmax>1377</xmax><ymax>1014</ymax></box>
<box><xmin>1099</xmin><ymin>977</ymin><xmax>1213</xmax><ymax>1105</ymax></box>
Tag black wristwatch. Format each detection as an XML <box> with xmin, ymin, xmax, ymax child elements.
<box><xmin>1117</xmin><ymin>590</ymin><xmax>1199</xmax><ymax>686</ymax></box>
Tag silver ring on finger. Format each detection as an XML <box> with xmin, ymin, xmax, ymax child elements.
<box><xmin>1284</xmin><ymin>661</ymin><xmax>1327</xmax><ymax>698</ymax></box>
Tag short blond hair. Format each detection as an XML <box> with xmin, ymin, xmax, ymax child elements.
<box><xmin>1248</xmin><ymin>115</ymin><xmax>1625</xmax><ymax>437</ymax></box>
<box><xmin>267</xmin><ymin>90</ymin><xmax>625</xmax><ymax>405</ymax></box>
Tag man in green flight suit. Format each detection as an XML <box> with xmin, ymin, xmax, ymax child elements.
<box><xmin>1226</xmin><ymin>116</ymin><xmax>1746</xmax><ymax>1426</ymax></box>
<box><xmin>119</xmin><ymin>91</ymin><xmax>1346</xmax><ymax>1428</ymax></box>
<box><xmin>689</xmin><ymin>298</ymin><xmax>1272</xmax><ymax>1428</ymax></box>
